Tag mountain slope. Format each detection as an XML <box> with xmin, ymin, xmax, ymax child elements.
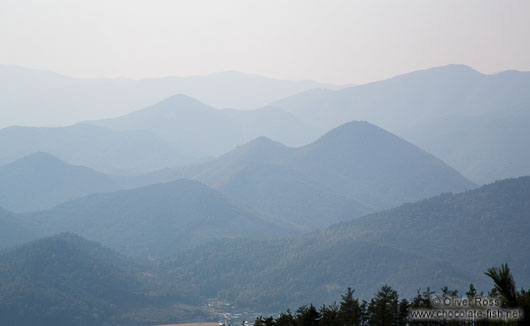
<box><xmin>399</xmin><ymin>104</ymin><xmax>530</xmax><ymax>184</ymax></box>
<box><xmin>0</xmin><ymin>152</ymin><xmax>119</xmax><ymax>212</ymax></box>
<box><xmin>91</xmin><ymin>94</ymin><xmax>319</xmax><ymax>157</ymax></box>
<box><xmin>0</xmin><ymin>65</ymin><xmax>340</xmax><ymax>128</ymax></box>
<box><xmin>0</xmin><ymin>208</ymin><xmax>38</xmax><ymax>249</ymax></box>
<box><xmin>287</xmin><ymin>121</ymin><xmax>476</xmax><ymax>208</ymax></box>
<box><xmin>162</xmin><ymin>176</ymin><xmax>530</xmax><ymax>311</ymax></box>
<box><xmin>216</xmin><ymin>163</ymin><xmax>371</xmax><ymax>231</ymax></box>
<box><xmin>0</xmin><ymin>233</ymin><xmax>208</xmax><ymax>326</ymax></box>
<box><xmin>323</xmin><ymin>175</ymin><xmax>530</xmax><ymax>278</ymax></box>
<box><xmin>23</xmin><ymin>179</ymin><xmax>293</xmax><ymax>258</ymax></box>
<box><xmin>274</xmin><ymin>65</ymin><xmax>530</xmax><ymax>133</ymax></box>
<box><xmin>0</xmin><ymin>123</ymin><xmax>185</xmax><ymax>174</ymax></box>
<box><xmin>194</xmin><ymin>121</ymin><xmax>475</xmax><ymax>214</ymax></box>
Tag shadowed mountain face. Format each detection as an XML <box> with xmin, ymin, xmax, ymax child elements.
<box><xmin>22</xmin><ymin>179</ymin><xmax>294</xmax><ymax>258</ymax></box>
<box><xmin>399</xmin><ymin>104</ymin><xmax>530</xmax><ymax>184</ymax></box>
<box><xmin>274</xmin><ymin>65</ymin><xmax>530</xmax><ymax>133</ymax></box>
<box><xmin>91</xmin><ymin>94</ymin><xmax>320</xmax><ymax>158</ymax></box>
<box><xmin>0</xmin><ymin>65</ymin><xmax>341</xmax><ymax>128</ymax></box>
<box><xmin>0</xmin><ymin>152</ymin><xmax>118</xmax><ymax>212</ymax></box>
<box><xmin>0</xmin><ymin>124</ymin><xmax>186</xmax><ymax>174</ymax></box>
<box><xmin>162</xmin><ymin>176</ymin><xmax>530</xmax><ymax>311</ymax></box>
<box><xmin>194</xmin><ymin>121</ymin><xmax>475</xmax><ymax>214</ymax></box>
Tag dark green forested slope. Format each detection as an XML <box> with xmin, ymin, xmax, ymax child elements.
<box><xmin>323</xmin><ymin>175</ymin><xmax>530</xmax><ymax>278</ymax></box>
<box><xmin>0</xmin><ymin>233</ymin><xmax>209</xmax><ymax>326</ymax></box>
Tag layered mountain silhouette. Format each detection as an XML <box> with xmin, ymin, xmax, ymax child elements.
<box><xmin>274</xmin><ymin>64</ymin><xmax>530</xmax><ymax>133</ymax></box>
<box><xmin>91</xmin><ymin>94</ymin><xmax>319</xmax><ymax>158</ymax></box>
<box><xmin>400</xmin><ymin>104</ymin><xmax>530</xmax><ymax>184</ymax></box>
<box><xmin>22</xmin><ymin>179</ymin><xmax>293</xmax><ymax>258</ymax></box>
<box><xmin>0</xmin><ymin>124</ymin><xmax>185</xmax><ymax>174</ymax></box>
<box><xmin>2</xmin><ymin>176</ymin><xmax>528</xmax><ymax>315</ymax></box>
<box><xmin>0</xmin><ymin>152</ymin><xmax>118</xmax><ymax>212</ymax></box>
<box><xmin>0</xmin><ymin>65</ymin><xmax>340</xmax><ymax>128</ymax></box>
<box><xmin>162</xmin><ymin>176</ymin><xmax>530</xmax><ymax>310</ymax></box>
<box><xmin>193</xmin><ymin>121</ymin><xmax>475</xmax><ymax>212</ymax></box>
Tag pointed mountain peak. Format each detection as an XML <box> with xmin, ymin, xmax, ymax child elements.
<box><xmin>143</xmin><ymin>94</ymin><xmax>215</xmax><ymax>114</ymax></box>
<box><xmin>222</xmin><ymin>136</ymin><xmax>292</xmax><ymax>162</ymax></box>
<box><xmin>314</xmin><ymin>120</ymin><xmax>386</xmax><ymax>144</ymax></box>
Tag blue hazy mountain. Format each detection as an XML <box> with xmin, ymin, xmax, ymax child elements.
<box><xmin>22</xmin><ymin>179</ymin><xmax>294</xmax><ymax>258</ymax></box>
<box><xmin>91</xmin><ymin>94</ymin><xmax>320</xmax><ymax>158</ymax></box>
<box><xmin>0</xmin><ymin>208</ymin><xmax>38</xmax><ymax>249</ymax></box>
<box><xmin>0</xmin><ymin>124</ymin><xmax>187</xmax><ymax>174</ymax></box>
<box><xmin>274</xmin><ymin>65</ymin><xmax>530</xmax><ymax>133</ymax></box>
<box><xmin>194</xmin><ymin>121</ymin><xmax>475</xmax><ymax>213</ymax></box>
<box><xmin>0</xmin><ymin>152</ymin><xmax>119</xmax><ymax>212</ymax></box>
<box><xmin>399</xmin><ymin>104</ymin><xmax>530</xmax><ymax>184</ymax></box>
<box><xmin>0</xmin><ymin>65</ymin><xmax>341</xmax><ymax>128</ymax></box>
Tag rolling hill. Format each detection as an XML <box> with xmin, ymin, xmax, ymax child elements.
<box><xmin>0</xmin><ymin>152</ymin><xmax>118</xmax><ymax>212</ymax></box>
<box><xmin>22</xmin><ymin>179</ymin><xmax>293</xmax><ymax>258</ymax></box>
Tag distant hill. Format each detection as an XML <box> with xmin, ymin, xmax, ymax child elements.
<box><xmin>91</xmin><ymin>94</ymin><xmax>320</xmax><ymax>158</ymax></box>
<box><xmin>23</xmin><ymin>179</ymin><xmax>293</xmax><ymax>258</ymax></box>
<box><xmin>0</xmin><ymin>152</ymin><xmax>118</xmax><ymax>212</ymax></box>
<box><xmin>274</xmin><ymin>64</ymin><xmax>530</xmax><ymax>133</ymax></box>
<box><xmin>399</xmin><ymin>104</ymin><xmax>530</xmax><ymax>184</ymax></box>
<box><xmin>0</xmin><ymin>123</ymin><xmax>186</xmax><ymax>174</ymax></box>
<box><xmin>194</xmin><ymin>121</ymin><xmax>475</xmax><ymax>214</ymax></box>
<box><xmin>0</xmin><ymin>208</ymin><xmax>38</xmax><ymax>249</ymax></box>
<box><xmin>0</xmin><ymin>64</ymin><xmax>340</xmax><ymax>128</ymax></box>
<box><xmin>161</xmin><ymin>176</ymin><xmax>530</xmax><ymax>311</ymax></box>
<box><xmin>0</xmin><ymin>233</ymin><xmax>210</xmax><ymax>326</ymax></box>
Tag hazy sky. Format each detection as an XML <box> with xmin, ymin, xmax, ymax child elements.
<box><xmin>1</xmin><ymin>0</ymin><xmax>529</xmax><ymax>84</ymax></box>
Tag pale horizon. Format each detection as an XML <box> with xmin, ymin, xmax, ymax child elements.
<box><xmin>2</xmin><ymin>0</ymin><xmax>530</xmax><ymax>85</ymax></box>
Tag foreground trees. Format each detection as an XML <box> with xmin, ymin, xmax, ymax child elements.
<box><xmin>256</xmin><ymin>264</ymin><xmax>529</xmax><ymax>326</ymax></box>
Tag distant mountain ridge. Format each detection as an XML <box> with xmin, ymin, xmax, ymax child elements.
<box><xmin>274</xmin><ymin>64</ymin><xmax>530</xmax><ymax>133</ymax></box>
<box><xmin>0</xmin><ymin>64</ymin><xmax>341</xmax><ymax>128</ymax></box>
<box><xmin>193</xmin><ymin>121</ymin><xmax>475</xmax><ymax>212</ymax></box>
<box><xmin>399</xmin><ymin>104</ymin><xmax>530</xmax><ymax>184</ymax></box>
<box><xmin>0</xmin><ymin>152</ymin><xmax>118</xmax><ymax>212</ymax></box>
<box><xmin>90</xmin><ymin>94</ymin><xmax>321</xmax><ymax>158</ymax></box>
<box><xmin>0</xmin><ymin>123</ymin><xmax>187</xmax><ymax>174</ymax></box>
